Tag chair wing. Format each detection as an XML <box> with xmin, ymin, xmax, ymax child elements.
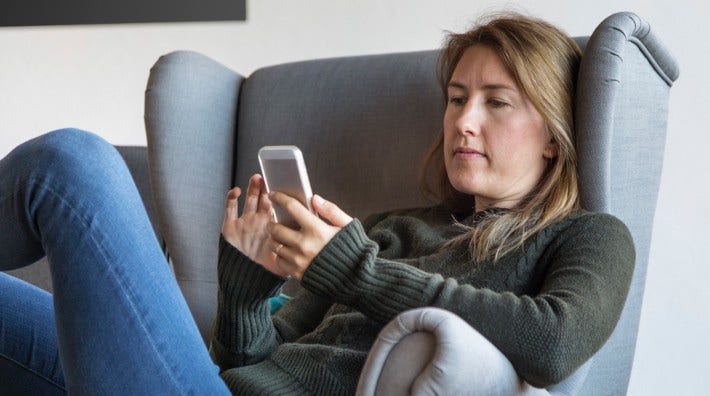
<box><xmin>574</xmin><ymin>12</ymin><xmax>678</xmax><ymax>395</ymax></box>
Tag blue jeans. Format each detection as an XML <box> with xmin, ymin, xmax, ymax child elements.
<box><xmin>0</xmin><ymin>129</ymin><xmax>230</xmax><ymax>395</ymax></box>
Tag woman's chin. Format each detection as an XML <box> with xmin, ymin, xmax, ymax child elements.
<box><xmin>449</xmin><ymin>180</ymin><xmax>483</xmax><ymax>198</ymax></box>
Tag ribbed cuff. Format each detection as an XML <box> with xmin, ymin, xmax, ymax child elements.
<box><xmin>214</xmin><ymin>236</ymin><xmax>285</xmax><ymax>350</ymax></box>
<box><xmin>217</xmin><ymin>236</ymin><xmax>285</xmax><ymax>301</ymax></box>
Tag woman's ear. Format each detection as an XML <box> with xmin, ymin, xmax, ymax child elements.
<box><xmin>543</xmin><ymin>140</ymin><xmax>559</xmax><ymax>159</ymax></box>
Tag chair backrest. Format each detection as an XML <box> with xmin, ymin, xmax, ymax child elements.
<box><xmin>144</xmin><ymin>11</ymin><xmax>677</xmax><ymax>395</ymax></box>
<box><xmin>232</xmin><ymin>50</ymin><xmax>442</xmax><ymax>220</ymax></box>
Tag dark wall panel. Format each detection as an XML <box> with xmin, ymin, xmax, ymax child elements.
<box><xmin>1</xmin><ymin>0</ymin><xmax>246</xmax><ymax>26</ymax></box>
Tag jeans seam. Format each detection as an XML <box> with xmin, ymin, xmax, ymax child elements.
<box><xmin>0</xmin><ymin>352</ymin><xmax>66</xmax><ymax>391</ymax></box>
<box><xmin>31</xmin><ymin>179</ymin><xmax>188</xmax><ymax>393</ymax></box>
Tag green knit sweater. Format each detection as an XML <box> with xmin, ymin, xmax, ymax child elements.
<box><xmin>210</xmin><ymin>206</ymin><xmax>635</xmax><ymax>394</ymax></box>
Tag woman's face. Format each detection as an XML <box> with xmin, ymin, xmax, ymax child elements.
<box><xmin>443</xmin><ymin>45</ymin><xmax>557</xmax><ymax>212</ymax></box>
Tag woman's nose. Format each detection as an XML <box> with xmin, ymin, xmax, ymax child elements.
<box><xmin>454</xmin><ymin>103</ymin><xmax>481</xmax><ymax>136</ymax></box>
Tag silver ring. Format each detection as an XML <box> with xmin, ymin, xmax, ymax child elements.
<box><xmin>274</xmin><ymin>244</ymin><xmax>284</xmax><ymax>256</ymax></box>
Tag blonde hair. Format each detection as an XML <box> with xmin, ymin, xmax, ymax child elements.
<box><xmin>421</xmin><ymin>13</ymin><xmax>583</xmax><ymax>261</ymax></box>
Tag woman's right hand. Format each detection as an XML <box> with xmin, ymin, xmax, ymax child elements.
<box><xmin>221</xmin><ymin>174</ymin><xmax>289</xmax><ymax>278</ymax></box>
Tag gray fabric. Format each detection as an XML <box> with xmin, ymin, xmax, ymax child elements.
<box><xmin>369</xmin><ymin>332</ymin><xmax>435</xmax><ymax>395</ymax></box>
<box><xmin>233</xmin><ymin>51</ymin><xmax>442</xmax><ymax>220</ymax></box>
<box><xmin>575</xmin><ymin>12</ymin><xmax>678</xmax><ymax>395</ymax></box>
<box><xmin>115</xmin><ymin>146</ymin><xmax>163</xmax><ymax>243</ymax></box>
<box><xmin>4</xmin><ymin>146</ymin><xmax>163</xmax><ymax>293</ymax></box>
<box><xmin>144</xmin><ymin>51</ymin><xmax>244</xmax><ymax>343</ymax></box>
<box><xmin>5</xmin><ymin>259</ymin><xmax>53</xmax><ymax>292</ymax></box>
<box><xmin>547</xmin><ymin>359</ymin><xmax>592</xmax><ymax>396</ymax></box>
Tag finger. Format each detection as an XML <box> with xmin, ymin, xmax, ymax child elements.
<box><xmin>269</xmin><ymin>191</ymin><xmax>316</xmax><ymax>228</ymax></box>
<box><xmin>268</xmin><ymin>240</ymin><xmax>301</xmax><ymax>279</ymax></box>
<box><xmin>269</xmin><ymin>238</ymin><xmax>292</xmax><ymax>264</ymax></box>
<box><xmin>312</xmin><ymin>194</ymin><xmax>352</xmax><ymax>227</ymax></box>
<box><xmin>258</xmin><ymin>181</ymin><xmax>273</xmax><ymax>213</ymax></box>
<box><xmin>268</xmin><ymin>221</ymin><xmax>300</xmax><ymax>247</ymax></box>
<box><xmin>225</xmin><ymin>187</ymin><xmax>242</xmax><ymax>220</ymax></box>
<box><xmin>270</xmin><ymin>239</ymin><xmax>285</xmax><ymax>257</ymax></box>
<box><xmin>243</xmin><ymin>174</ymin><xmax>262</xmax><ymax>214</ymax></box>
<box><xmin>264</xmin><ymin>239</ymin><xmax>293</xmax><ymax>278</ymax></box>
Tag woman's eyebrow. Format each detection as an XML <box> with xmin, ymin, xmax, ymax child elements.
<box><xmin>447</xmin><ymin>81</ymin><xmax>467</xmax><ymax>91</ymax></box>
<box><xmin>447</xmin><ymin>80</ymin><xmax>517</xmax><ymax>92</ymax></box>
<box><xmin>481</xmin><ymin>83</ymin><xmax>517</xmax><ymax>92</ymax></box>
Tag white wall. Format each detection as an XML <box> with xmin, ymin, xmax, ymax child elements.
<box><xmin>1</xmin><ymin>1</ymin><xmax>707</xmax><ymax>394</ymax></box>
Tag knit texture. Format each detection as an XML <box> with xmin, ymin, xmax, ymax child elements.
<box><xmin>212</xmin><ymin>206</ymin><xmax>635</xmax><ymax>393</ymax></box>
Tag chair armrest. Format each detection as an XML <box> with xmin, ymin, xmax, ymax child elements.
<box><xmin>357</xmin><ymin>307</ymin><xmax>541</xmax><ymax>395</ymax></box>
<box><xmin>358</xmin><ymin>307</ymin><xmax>596</xmax><ymax>395</ymax></box>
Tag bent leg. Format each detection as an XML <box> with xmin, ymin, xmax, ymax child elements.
<box><xmin>0</xmin><ymin>129</ymin><xmax>229</xmax><ymax>395</ymax></box>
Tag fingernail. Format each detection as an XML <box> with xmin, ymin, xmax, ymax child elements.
<box><xmin>313</xmin><ymin>194</ymin><xmax>325</xmax><ymax>205</ymax></box>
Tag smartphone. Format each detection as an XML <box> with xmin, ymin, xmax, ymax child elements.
<box><xmin>258</xmin><ymin>145</ymin><xmax>314</xmax><ymax>229</ymax></box>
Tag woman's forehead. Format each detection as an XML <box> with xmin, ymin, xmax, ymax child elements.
<box><xmin>450</xmin><ymin>45</ymin><xmax>519</xmax><ymax>91</ymax></box>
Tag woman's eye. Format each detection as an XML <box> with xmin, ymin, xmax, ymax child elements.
<box><xmin>449</xmin><ymin>96</ymin><xmax>466</xmax><ymax>106</ymax></box>
<box><xmin>488</xmin><ymin>99</ymin><xmax>509</xmax><ymax>108</ymax></box>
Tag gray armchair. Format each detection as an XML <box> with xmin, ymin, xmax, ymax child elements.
<box><xmin>143</xmin><ymin>11</ymin><xmax>677</xmax><ymax>395</ymax></box>
<box><xmin>7</xmin><ymin>10</ymin><xmax>677</xmax><ymax>396</ymax></box>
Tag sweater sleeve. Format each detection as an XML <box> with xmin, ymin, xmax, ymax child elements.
<box><xmin>300</xmin><ymin>214</ymin><xmax>635</xmax><ymax>387</ymax></box>
<box><xmin>210</xmin><ymin>236</ymin><xmax>286</xmax><ymax>371</ymax></box>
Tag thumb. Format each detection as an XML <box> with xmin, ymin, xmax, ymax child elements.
<box><xmin>312</xmin><ymin>194</ymin><xmax>352</xmax><ymax>228</ymax></box>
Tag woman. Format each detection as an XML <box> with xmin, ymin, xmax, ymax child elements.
<box><xmin>0</xmin><ymin>13</ymin><xmax>633</xmax><ymax>395</ymax></box>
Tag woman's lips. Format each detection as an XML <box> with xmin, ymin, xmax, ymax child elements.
<box><xmin>454</xmin><ymin>147</ymin><xmax>485</xmax><ymax>159</ymax></box>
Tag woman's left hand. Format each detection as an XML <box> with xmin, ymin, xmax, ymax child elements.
<box><xmin>267</xmin><ymin>192</ymin><xmax>353</xmax><ymax>280</ymax></box>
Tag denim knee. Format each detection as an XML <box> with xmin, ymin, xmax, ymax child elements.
<box><xmin>33</xmin><ymin>128</ymin><xmax>123</xmax><ymax>172</ymax></box>
<box><xmin>13</xmin><ymin>128</ymin><xmax>129</xmax><ymax>189</ymax></box>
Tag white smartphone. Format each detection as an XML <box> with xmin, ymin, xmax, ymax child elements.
<box><xmin>258</xmin><ymin>145</ymin><xmax>314</xmax><ymax>229</ymax></box>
